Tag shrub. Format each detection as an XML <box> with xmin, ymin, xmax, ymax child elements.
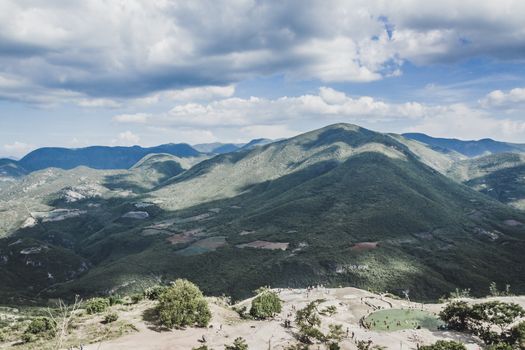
<box><xmin>509</xmin><ymin>321</ymin><xmax>525</xmax><ymax>348</ymax></box>
<box><xmin>249</xmin><ymin>288</ymin><xmax>282</xmax><ymax>319</ymax></box>
<box><xmin>108</xmin><ymin>294</ymin><xmax>124</xmax><ymax>306</ymax></box>
<box><xmin>25</xmin><ymin>317</ymin><xmax>56</xmax><ymax>335</ymax></box>
<box><xmin>327</xmin><ymin>324</ymin><xmax>345</xmax><ymax>343</ymax></box>
<box><xmin>420</xmin><ymin>341</ymin><xmax>466</xmax><ymax>350</ymax></box>
<box><xmin>144</xmin><ymin>285</ymin><xmax>169</xmax><ymax>300</ymax></box>
<box><xmin>130</xmin><ymin>293</ymin><xmax>144</xmax><ymax>304</ymax></box>
<box><xmin>328</xmin><ymin>343</ymin><xmax>341</xmax><ymax>350</ymax></box>
<box><xmin>157</xmin><ymin>279</ymin><xmax>211</xmax><ymax>328</ymax></box>
<box><xmin>192</xmin><ymin>346</ymin><xmax>209</xmax><ymax>350</ymax></box>
<box><xmin>22</xmin><ymin>317</ymin><xmax>56</xmax><ymax>342</ymax></box>
<box><xmin>21</xmin><ymin>332</ymin><xmax>35</xmax><ymax>343</ymax></box>
<box><xmin>225</xmin><ymin>337</ymin><xmax>248</xmax><ymax>350</ymax></box>
<box><xmin>320</xmin><ymin>305</ymin><xmax>338</xmax><ymax>316</ymax></box>
<box><xmin>103</xmin><ymin>312</ymin><xmax>119</xmax><ymax>324</ymax></box>
<box><xmin>485</xmin><ymin>344</ymin><xmax>513</xmax><ymax>350</ymax></box>
<box><xmin>85</xmin><ymin>297</ymin><xmax>110</xmax><ymax>314</ymax></box>
<box><xmin>295</xmin><ymin>299</ymin><xmax>326</xmax><ymax>343</ymax></box>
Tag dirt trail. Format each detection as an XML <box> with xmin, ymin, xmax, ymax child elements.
<box><xmin>84</xmin><ymin>288</ymin><xmax>525</xmax><ymax>350</ymax></box>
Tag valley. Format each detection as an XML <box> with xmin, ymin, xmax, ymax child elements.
<box><xmin>0</xmin><ymin>123</ymin><xmax>524</xmax><ymax>306</ymax></box>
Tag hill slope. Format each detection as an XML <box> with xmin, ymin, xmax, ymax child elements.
<box><xmin>448</xmin><ymin>153</ymin><xmax>525</xmax><ymax>210</ymax></box>
<box><xmin>1</xmin><ymin>124</ymin><xmax>524</xmax><ymax>303</ymax></box>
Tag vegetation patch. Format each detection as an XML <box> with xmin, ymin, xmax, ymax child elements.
<box><xmin>176</xmin><ymin>236</ymin><xmax>227</xmax><ymax>256</ymax></box>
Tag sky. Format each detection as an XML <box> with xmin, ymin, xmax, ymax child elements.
<box><xmin>1</xmin><ymin>1</ymin><xmax>525</xmax><ymax>158</ymax></box>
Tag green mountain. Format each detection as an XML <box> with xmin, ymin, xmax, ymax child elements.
<box><xmin>403</xmin><ymin>133</ymin><xmax>525</xmax><ymax>157</ymax></box>
<box><xmin>1</xmin><ymin>124</ymin><xmax>524</xmax><ymax>304</ymax></box>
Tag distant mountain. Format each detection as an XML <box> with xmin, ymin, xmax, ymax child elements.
<box><xmin>192</xmin><ymin>142</ymin><xmax>243</xmax><ymax>154</ymax></box>
<box><xmin>17</xmin><ymin>144</ymin><xmax>201</xmax><ymax>172</ymax></box>
<box><xmin>403</xmin><ymin>133</ymin><xmax>525</xmax><ymax>158</ymax></box>
<box><xmin>0</xmin><ymin>158</ymin><xmax>28</xmax><ymax>179</ymax></box>
<box><xmin>193</xmin><ymin>139</ymin><xmax>274</xmax><ymax>154</ymax></box>
<box><xmin>239</xmin><ymin>138</ymin><xmax>274</xmax><ymax>150</ymax></box>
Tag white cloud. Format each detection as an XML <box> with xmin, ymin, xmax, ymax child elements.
<box><xmin>2</xmin><ymin>1</ymin><xmax>525</xmax><ymax>103</ymax></box>
<box><xmin>113</xmin><ymin>131</ymin><xmax>140</xmax><ymax>146</ymax></box>
<box><xmin>113</xmin><ymin>113</ymin><xmax>151</xmax><ymax>124</ymax></box>
<box><xmin>114</xmin><ymin>87</ymin><xmax>428</xmax><ymax>130</ymax></box>
<box><xmin>480</xmin><ymin>88</ymin><xmax>525</xmax><ymax>108</ymax></box>
<box><xmin>2</xmin><ymin>141</ymin><xmax>34</xmax><ymax>158</ymax></box>
<box><xmin>113</xmin><ymin>86</ymin><xmax>525</xmax><ymax>143</ymax></box>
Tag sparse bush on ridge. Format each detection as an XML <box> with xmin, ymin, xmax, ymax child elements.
<box><xmin>157</xmin><ymin>279</ymin><xmax>211</xmax><ymax>328</ymax></box>
<box><xmin>85</xmin><ymin>297</ymin><xmax>110</xmax><ymax>314</ymax></box>
<box><xmin>21</xmin><ymin>316</ymin><xmax>56</xmax><ymax>342</ymax></box>
<box><xmin>144</xmin><ymin>285</ymin><xmax>169</xmax><ymax>300</ymax></box>
<box><xmin>104</xmin><ymin>312</ymin><xmax>119</xmax><ymax>324</ymax></box>
<box><xmin>225</xmin><ymin>337</ymin><xmax>248</xmax><ymax>350</ymax></box>
<box><xmin>420</xmin><ymin>340</ymin><xmax>466</xmax><ymax>350</ymax></box>
<box><xmin>249</xmin><ymin>287</ymin><xmax>282</xmax><ymax>319</ymax></box>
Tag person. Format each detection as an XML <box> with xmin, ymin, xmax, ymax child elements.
<box><xmin>346</xmin><ymin>327</ymin><xmax>349</xmax><ymax>337</ymax></box>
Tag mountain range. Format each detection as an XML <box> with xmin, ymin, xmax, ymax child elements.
<box><xmin>0</xmin><ymin>124</ymin><xmax>524</xmax><ymax>304</ymax></box>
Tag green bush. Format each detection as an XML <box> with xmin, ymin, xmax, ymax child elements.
<box><xmin>103</xmin><ymin>312</ymin><xmax>119</xmax><ymax>324</ymax></box>
<box><xmin>225</xmin><ymin>337</ymin><xmax>248</xmax><ymax>350</ymax></box>
<box><xmin>144</xmin><ymin>285</ymin><xmax>169</xmax><ymax>300</ymax></box>
<box><xmin>130</xmin><ymin>293</ymin><xmax>144</xmax><ymax>304</ymax></box>
<box><xmin>485</xmin><ymin>344</ymin><xmax>513</xmax><ymax>350</ymax></box>
<box><xmin>420</xmin><ymin>341</ymin><xmax>466</xmax><ymax>350</ymax></box>
<box><xmin>249</xmin><ymin>288</ymin><xmax>282</xmax><ymax>319</ymax></box>
<box><xmin>21</xmin><ymin>317</ymin><xmax>56</xmax><ymax>342</ymax></box>
<box><xmin>108</xmin><ymin>294</ymin><xmax>124</xmax><ymax>306</ymax></box>
<box><xmin>192</xmin><ymin>346</ymin><xmax>209</xmax><ymax>350</ymax></box>
<box><xmin>25</xmin><ymin>317</ymin><xmax>56</xmax><ymax>335</ymax></box>
<box><xmin>85</xmin><ymin>297</ymin><xmax>110</xmax><ymax>314</ymax></box>
<box><xmin>157</xmin><ymin>279</ymin><xmax>211</xmax><ymax>328</ymax></box>
<box><xmin>509</xmin><ymin>321</ymin><xmax>525</xmax><ymax>348</ymax></box>
<box><xmin>21</xmin><ymin>333</ymin><xmax>35</xmax><ymax>343</ymax></box>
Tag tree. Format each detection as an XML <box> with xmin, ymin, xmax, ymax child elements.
<box><xmin>470</xmin><ymin>301</ymin><xmax>525</xmax><ymax>333</ymax></box>
<box><xmin>225</xmin><ymin>337</ymin><xmax>248</xmax><ymax>350</ymax></box>
<box><xmin>249</xmin><ymin>288</ymin><xmax>282</xmax><ymax>319</ymax></box>
<box><xmin>157</xmin><ymin>279</ymin><xmax>211</xmax><ymax>328</ymax></box>
<box><xmin>295</xmin><ymin>299</ymin><xmax>326</xmax><ymax>343</ymax></box>
<box><xmin>440</xmin><ymin>300</ymin><xmax>525</xmax><ymax>346</ymax></box>
<box><xmin>327</xmin><ymin>324</ymin><xmax>345</xmax><ymax>343</ymax></box>
<box><xmin>508</xmin><ymin>321</ymin><xmax>525</xmax><ymax>349</ymax></box>
<box><xmin>439</xmin><ymin>301</ymin><xmax>472</xmax><ymax>331</ymax></box>
<box><xmin>420</xmin><ymin>340</ymin><xmax>466</xmax><ymax>350</ymax></box>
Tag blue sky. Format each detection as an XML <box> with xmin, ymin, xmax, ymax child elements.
<box><xmin>1</xmin><ymin>1</ymin><xmax>525</xmax><ymax>158</ymax></box>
